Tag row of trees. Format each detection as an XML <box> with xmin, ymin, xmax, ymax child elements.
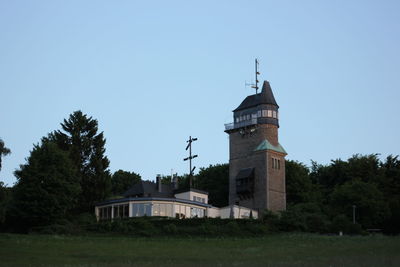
<box><xmin>1</xmin><ymin>112</ymin><xmax>399</xmax><ymax>234</ymax></box>
<box><xmin>172</xmin><ymin>155</ymin><xmax>400</xmax><ymax>234</ymax></box>
<box><xmin>0</xmin><ymin>111</ymin><xmax>141</xmax><ymax>232</ymax></box>
<box><xmin>284</xmin><ymin>155</ymin><xmax>400</xmax><ymax>233</ymax></box>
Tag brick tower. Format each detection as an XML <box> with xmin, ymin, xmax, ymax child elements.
<box><xmin>225</xmin><ymin>80</ymin><xmax>287</xmax><ymax>212</ymax></box>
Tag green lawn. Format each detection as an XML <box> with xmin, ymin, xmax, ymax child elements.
<box><xmin>0</xmin><ymin>233</ymin><xmax>399</xmax><ymax>266</ymax></box>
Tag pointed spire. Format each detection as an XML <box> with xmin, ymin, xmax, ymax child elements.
<box><xmin>260</xmin><ymin>81</ymin><xmax>278</xmax><ymax>106</ymax></box>
<box><xmin>234</xmin><ymin>80</ymin><xmax>279</xmax><ymax>111</ymax></box>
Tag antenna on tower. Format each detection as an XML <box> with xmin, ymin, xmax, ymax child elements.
<box><xmin>251</xmin><ymin>58</ymin><xmax>260</xmax><ymax>94</ymax></box>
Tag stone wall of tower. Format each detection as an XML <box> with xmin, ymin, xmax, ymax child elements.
<box><xmin>258</xmin><ymin>124</ymin><xmax>279</xmax><ymax>146</ymax></box>
<box><xmin>228</xmin><ymin>122</ymin><xmax>285</xmax><ymax>212</ymax></box>
<box><xmin>229</xmin><ymin>151</ymin><xmax>266</xmax><ymax>210</ymax></box>
<box><xmin>266</xmin><ymin>151</ymin><xmax>286</xmax><ymax>211</ymax></box>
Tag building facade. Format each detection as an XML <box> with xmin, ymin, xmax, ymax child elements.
<box><xmin>225</xmin><ymin>80</ymin><xmax>287</xmax><ymax>212</ymax></box>
<box><xmin>95</xmin><ymin>176</ymin><xmax>258</xmax><ymax>220</ymax></box>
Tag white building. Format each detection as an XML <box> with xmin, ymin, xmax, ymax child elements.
<box><xmin>95</xmin><ymin>177</ymin><xmax>257</xmax><ymax>220</ymax></box>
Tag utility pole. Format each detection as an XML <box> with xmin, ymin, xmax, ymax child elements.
<box><xmin>183</xmin><ymin>136</ymin><xmax>198</xmax><ymax>188</ymax></box>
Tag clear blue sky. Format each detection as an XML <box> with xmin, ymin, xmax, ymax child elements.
<box><xmin>1</xmin><ymin>0</ymin><xmax>399</xmax><ymax>186</ymax></box>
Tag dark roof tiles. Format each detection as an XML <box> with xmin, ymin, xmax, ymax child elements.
<box><xmin>123</xmin><ymin>180</ymin><xmax>173</xmax><ymax>198</ymax></box>
<box><xmin>234</xmin><ymin>81</ymin><xmax>278</xmax><ymax>111</ymax></box>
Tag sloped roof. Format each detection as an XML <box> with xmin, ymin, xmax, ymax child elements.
<box><xmin>254</xmin><ymin>139</ymin><xmax>287</xmax><ymax>154</ymax></box>
<box><xmin>234</xmin><ymin>81</ymin><xmax>278</xmax><ymax>112</ymax></box>
<box><xmin>123</xmin><ymin>180</ymin><xmax>173</xmax><ymax>198</ymax></box>
<box><xmin>236</xmin><ymin>168</ymin><xmax>255</xmax><ymax>179</ymax></box>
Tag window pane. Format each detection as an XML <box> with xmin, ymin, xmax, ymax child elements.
<box><xmin>124</xmin><ymin>205</ymin><xmax>129</xmax><ymax>217</ymax></box>
<box><xmin>144</xmin><ymin>204</ymin><xmax>152</xmax><ymax>216</ymax></box>
<box><xmin>153</xmin><ymin>204</ymin><xmax>159</xmax><ymax>216</ymax></box>
<box><xmin>166</xmin><ymin>204</ymin><xmax>173</xmax><ymax>217</ymax></box>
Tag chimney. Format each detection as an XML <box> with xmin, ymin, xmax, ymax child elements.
<box><xmin>156</xmin><ymin>174</ymin><xmax>162</xmax><ymax>192</ymax></box>
<box><xmin>172</xmin><ymin>174</ymin><xmax>178</xmax><ymax>190</ymax></box>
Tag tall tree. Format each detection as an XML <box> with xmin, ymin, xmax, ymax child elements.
<box><xmin>47</xmin><ymin>111</ymin><xmax>111</xmax><ymax>212</ymax></box>
<box><xmin>196</xmin><ymin>164</ymin><xmax>229</xmax><ymax>207</ymax></box>
<box><xmin>11</xmin><ymin>141</ymin><xmax>80</xmax><ymax>231</ymax></box>
<box><xmin>285</xmin><ymin>160</ymin><xmax>318</xmax><ymax>205</ymax></box>
<box><xmin>380</xmin><ymin>155</ymin><xmax>400</xmax><ymax>233</ymax></box>
<box><xmin>111</xmin><ymin>170</ymin><xmax>141</xmax><ymax>195</ymax></box>
<box><xmin>0</xmin><ymin>138</ymin><xmax>11</xmax><ymax>172</ymax></box>
<box><xmin>0</xmin><ymin>182</ymin><xmax>11</xmax><ymax>227</ymax></box>
<box><xmin>330</xmin><ymin>180</ymin><xmax>390</xmax><ymax>229</ymax></box>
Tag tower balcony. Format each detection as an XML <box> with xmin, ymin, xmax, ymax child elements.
<box><xmin>224</xmin><ymin>118</ymin><xmax>258</xmax><ymax>131</ymax></box>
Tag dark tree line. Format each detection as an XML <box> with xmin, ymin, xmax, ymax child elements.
<box><xmin>285</xmin><ymin>155</ymin><xmax>400</xmax><ymax>234</ymax></box>
<box><xmin>0</xmin><ymin>117</ymin><xmax>399</xmax><ymax>234</ymax></box>
<box><xmin>178</xmin><ymin>156</ymin><xmax>399</xmax><ymax>234</ymax></box>
<box><xmin>0</xmin><ymin>111</ymin><xmax>141</xmax><ymax>232</ymax></box>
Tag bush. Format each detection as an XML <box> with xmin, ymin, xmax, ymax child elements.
<box><xmin>261</xmin><ymin>210</ymin><xmax>280</xmax><ymax>232</ymax></box>
<box><xmin>331</xmin><ymin>214</ymin><xmax>351</xmax><ymax>234</ymax></box>
<box><xmin>305</xmin><ymin>213</ymin><xmax>329</xmax><ymax>233</ymax></box>
<box><xmin>163</xmin><ymin>223</ymin><xmax>178</xmax><ymax>235</ymax></box>
<box><xmin>278</xmin><ymin>209</ymin><xmax>307</xmax><ymax>232</ymax></box>
<box><xmin>348</xmin><ymin>223</ymin><xmax>364</xmax><ymax>235</ymax></box>
<box><xmin>224</xmin><ymin>221</ymin><xmax>241</xmax><ymax>235</ymax></box>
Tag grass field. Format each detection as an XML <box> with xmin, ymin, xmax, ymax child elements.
<box><xmin>0</xmin><ymin>233</ymin><xmax>399</xmax><ymax>266</ymax></box>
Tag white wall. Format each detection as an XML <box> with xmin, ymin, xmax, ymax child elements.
<box><xmin>175</xmin><ymin>190</ymin><xmax>208</xmax><ymax>204</ymax></box>
<box><xmin>219</xmin><ymin>205</ymin><xmax>258</xmax><ymax>219</ymax></box>
<box><xmin>206</xmin><ymin>207</ymin><xmax>220</xmax><ymax>218</ymax></box>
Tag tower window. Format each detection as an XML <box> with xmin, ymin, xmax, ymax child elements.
<box><xmin>272</xmin><ymin>158</ymin><xmax>281</xmax><ymax>170</ymax></box>
<box><xmin>267</xmin><ymin>110</ymin><xmax>272</xmax><ymax>117</ymax></box>
<box><xmin>257</xmin><ymin>110</ymin><xmax>261</xmax><ymax>117</ymax></box>
<box><xmin>262</xmin><ymin>110</ymin><xmax>267</xmax><ymax>117</ymax></box>
<box><xmin>273</xmin><ymin>111</ymin><xmax>277</xmax><ymax>118</ymax></box>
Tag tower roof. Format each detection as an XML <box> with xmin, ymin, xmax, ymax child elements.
<box><xmin>234</xmin><ymin>81</ymin><xmax>278</xmax><ymax>112</ymax></box>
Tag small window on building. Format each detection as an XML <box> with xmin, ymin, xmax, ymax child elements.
<box><xmin>257</xmin><ymin>110</ymin><xmax>261</xmax><ymax>117</ymax></box>
<box><xmin>273</xmin><ymin>111</ymin><xmax>277</xmax><ymax>118</ymax></box>
<box><xmin>278</xmin><ymin>159</ymin><xmax>280</xmax><ymax>170</ymax></box>
<box><xmin>267</xmin><ymin>110</ymin><xmax>272</xmax><ymax>117</ymax></box>
<box><xmin>262</xmin><ymin>110</ymin><xmax>267</xmax><ymax>117</ymax></box>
